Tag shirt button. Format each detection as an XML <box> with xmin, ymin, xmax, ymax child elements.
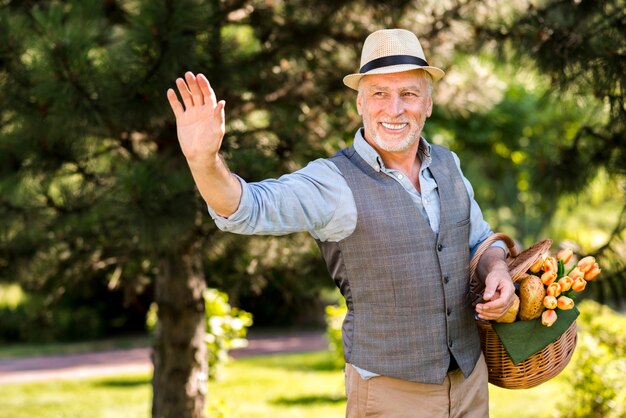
<box><xmin>397</xmin><ymin>174</ymin><xmax>403</xmax><ymax>179</ymax></box>
<box><xmin>437</xmin><ymin>244</ymin><xmax>443</xmax><ymax>251</ymax></box>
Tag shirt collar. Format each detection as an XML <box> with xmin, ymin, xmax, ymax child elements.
<box><xmin>353</xmin><ymin>128</ymin><xmax>432</xmax><ymax>172</ymax></box>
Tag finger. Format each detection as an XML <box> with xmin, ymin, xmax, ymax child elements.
<box><xmin>175</xmin><ymin>77</ymin><xmax>194</xmax><ymax>109</ymax></box>
<box><xmin>482</xmin><ymin>281</ymin><xmax>497</xmax><ymax>301</ymax></box>
<box><xmin>185</xmin><ymin>72</ymin><xmax>204</xmax><ymax>106</ymax></box>
<box><xmin>196</xmin><ymin>74</ymin><xmax>215</xmax><ymax>106</ymax></box>
<box><xmin>199</xmin><ymin>74</ymin><xmax>217</xmax><ymax>108</ymax></box>
<box><xmin>166</xmin><ymin>89</ymin><xmax>184</xmax><ymax>119</ymax></box>
<box><xmin>215</xmin><ymin>100</ymin><xmax>226</xmax><ymax>131</ymax></box>
<box><xmin>476</xmin><ymin>302</ymin><xmax>506</xmax><ymax>320</ymax></box>
<box><xmin>480</xmin><ymin>297</ymin><xmax>509</xmax><ymax>312</ymax></box>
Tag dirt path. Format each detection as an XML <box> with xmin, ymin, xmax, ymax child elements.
<box><xmin>0</xmin><ymin>330</ymin><xmax>327</xmax><ymax>384</ymax></box>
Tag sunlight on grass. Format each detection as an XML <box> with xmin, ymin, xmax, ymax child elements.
<box><xmin>0</xmin><ymin>374</ymin><xmax>151</xmax><ymax>418</ymax></box>
<box><xmin>489</xmin><ymin>375</ymin><xmax>567</xmax><ymax>418</ymax></box>
<box><xmin>0</xmin><ymin>349</ymin><xmax>571</xmax><ymax>418</ymax></box>
<box><xmin>208</xmin><ymin>351</ymin><xmax>345</xmax><ymax>418</ymax></box>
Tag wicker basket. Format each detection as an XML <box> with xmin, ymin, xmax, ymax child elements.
<box><xmin>469</xmin><ymin>233</ymin><xmax>578</xmax><ymax>389</ymax></box>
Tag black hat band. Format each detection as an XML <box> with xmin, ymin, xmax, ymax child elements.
<box><xmin>359</xmin><ymin>55</ymin><xmax>429</xmax><ymax>74</ymax></box>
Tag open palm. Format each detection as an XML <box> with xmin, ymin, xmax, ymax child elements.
<box><xmin>167</xmin><ymin>72</ymin><xmax>226</xmax><ymax>164</ymax></box>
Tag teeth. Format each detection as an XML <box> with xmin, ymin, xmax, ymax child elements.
<box><xmin>381</xmin><ymin>122</ymin><xmax>407</xmax><ymax>130</ymax></box>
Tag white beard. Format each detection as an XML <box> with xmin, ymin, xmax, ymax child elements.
<box><xmin>369</xmin><ymin>120</ymin><xmax>425</xmax><ymax>153</ymax></box>
<box><xmin>372</xmin><ymin>130</ymin><xmax>418</xmax><ymax>152</ymax></box>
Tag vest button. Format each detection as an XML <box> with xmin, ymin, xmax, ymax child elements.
<box><xmin>448</xmin><ymin>339</ymin><xmax>453</xmax><ymax>347</ymax></box>
<box><xmin>447</xmin><ymin>308</ymin><xmax>451</xmax><ymax>316</ymax></box>
<box><xmin>443</xmin><ymin>276</ymin><xmax>449</xmax><ymax>284</ymax></box>
<box><xmin>437</xmin><ymin>244</ymin><xmax>443</xmax><ymax>251</ymax></box>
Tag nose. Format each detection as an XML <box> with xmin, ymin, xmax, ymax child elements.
<box><xmin>389</xmin><ymin>94</ymin><xmax>404</xmax><ymax>116</ymax></box>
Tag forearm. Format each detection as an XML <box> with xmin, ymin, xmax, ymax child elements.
<box><xmin>476</xmin><ymin>246</ymin><xmax>508</xmax><ymax>282</ymax></box>
<box><xmin>187</xmin><ymin>154</ymin><xmax>242</xmax><ymax>217</ymax></box>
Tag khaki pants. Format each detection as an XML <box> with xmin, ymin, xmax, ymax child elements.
<box><xmin>345</xmin><ymin>354</ymin><xmax>489</xmax><ymax>418</ymax></box>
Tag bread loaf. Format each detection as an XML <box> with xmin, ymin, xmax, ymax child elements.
<box><xmin>496</xmin><ymin>294</ymin><xmax>520</xmax><ymax>323</ymax></box>
<box><xmin>518</xmin><ymin>274</ymin><xmax>545</xmax><ymax>320</ymax></box>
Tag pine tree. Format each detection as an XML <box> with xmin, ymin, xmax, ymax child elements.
<box><xmin>0</xmin><ymin>0</ymin><xmax>431</xmax><ymax>416</ymax></box>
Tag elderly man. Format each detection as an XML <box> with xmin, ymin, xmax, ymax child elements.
<box><xmin>167</xmin><ymin>28</ymin><xmax>514</xmax><ymax>418</ymax></box>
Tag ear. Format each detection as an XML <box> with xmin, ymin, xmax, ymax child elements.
<box><xmin>426</xmin><ymin>95</ymin><xmax>433</xmax><ymax>118</ymax></box>
<box><xmin>356</xmin><ymin>92</ymin><xmax>363</xmax><ymax>116</ymax></box>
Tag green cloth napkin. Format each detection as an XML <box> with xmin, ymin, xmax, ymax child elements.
<box><xmin>491</xmin><ymin>306</ymin><xmax>579</xmax><ymax>365</ymax></box>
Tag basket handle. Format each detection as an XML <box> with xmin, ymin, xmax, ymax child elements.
<box><xmin>469</xmin><ymin>232</ymin><xmax>518</xmax><ymax>307</ymax></box>
<box><xmin>469</xmin><ymin>233</ymin><xmax>553</xmax><ymax>306</ymax></box>
<box><xmin>469</xmin><ymin>232</ymin><xmax>519</xmax><ymax>280</ymax></box>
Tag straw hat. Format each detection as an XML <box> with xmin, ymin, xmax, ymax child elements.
<box><xmin>343</xmin><ymin>29</ymin><xmax>445</xmax><ymax>90</ymax></box>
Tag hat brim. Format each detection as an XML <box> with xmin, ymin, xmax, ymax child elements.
<box><xmin>343</xmin><ymin>64</ymin><xmax>445</xmax><ymax>90</ymax></box>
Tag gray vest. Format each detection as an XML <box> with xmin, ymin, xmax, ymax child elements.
<box><xmin>316</xmin><ymin>145</ymin><xmax>481</xmax><ymax>384</ymax></box>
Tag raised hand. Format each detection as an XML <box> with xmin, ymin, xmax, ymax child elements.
<box><xmin>166</xmin><ymin>72</ymin><xmax>241</xmax><ymax>216</ymax></box>
<box><xmin>167</xmin><ymin>72</ymin><xmax>225</xmax><ymax>166</ymax></box>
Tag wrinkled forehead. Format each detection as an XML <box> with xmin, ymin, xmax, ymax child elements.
<box><xmin>358</xmin><ymin>69</ymin><xmax>432</xmax><ymax>91</ymax></box>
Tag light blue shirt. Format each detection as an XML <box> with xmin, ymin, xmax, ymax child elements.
<box><xmin>209</xmin><ymin>129</ymin><xmax>504</xmax><ymax>380</ymax></box>
<box><xmin>209</xmin><ymin>129</ymin><xmax>502</xmax><ymax>259</ymax></box>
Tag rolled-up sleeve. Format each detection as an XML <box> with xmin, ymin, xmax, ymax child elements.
<box><xmin>207</xmin><ymin>159</ymin><xmax>357</xmax><ymax>241</ymax></box>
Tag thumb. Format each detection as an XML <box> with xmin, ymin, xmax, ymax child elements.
<box><xmin>482</xmin><ymin>280</ymin><xmax>497</xmax><ymax>301</ymax></box>
<box><xmin>216</xmin><ymin>100</ymin><xmax>226</xmax><ymax>131</ymax></box>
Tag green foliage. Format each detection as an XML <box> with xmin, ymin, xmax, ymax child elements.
<box><xmin>0</xmin><ymin>285</ymin><xmax>138</xmax><ymax>342</ymax></box>
<box><xmin>204</xmin><ymin>288</ymin><xmax>252</xmax><ymax>380</ymax></box>
<box><xmin>324</xmin><ymin>299</ymin><xmax>346</xmax><ymax>370</ymax></box>
<box><xmin>556</xmin><ymin>300</ymin><xmax>626</xmax><ymax>418</ymax></box>
<box><xmin>430</xmin><ymin>77</ymin><xmax>596</xmax><ymax>241</ymax></box>
<box><xmin>471</xmin><ymin>0</ymin><xmax>626</xmax><ymax>304</ymax></box>
<box><xmin>0</xmin><ymin>283</ymin><xmax>25</xmax><ymax>310</ymax></box>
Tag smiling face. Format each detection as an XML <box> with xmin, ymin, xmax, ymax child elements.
<box><xmin>357</xmin><ymin>70</ymin><xmax>433</xmax><ymax>154</ymax></box>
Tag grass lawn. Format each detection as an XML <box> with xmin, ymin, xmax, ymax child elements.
<box><xmin>0</xmin><ymin>349</ymin><xmax>569</xmax><ymax>418</ymax></box>
<box><xmin>0</xmin><ymin>373</ymin><xmax>152</xmax><ymax>418</ymax></box>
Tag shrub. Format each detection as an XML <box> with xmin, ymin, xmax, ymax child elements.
<box><xmin>556</xmin><ymin>300</ymin><xmax>626</xmax><ymax>418</ymax></box>
<box><xmin>204</xmin><ymin>288</ymin><xmax>253</xmax><ymax>380</ymax></box>
<box><xmin>324</xmin><ymin>299</ymin><xmax>347</xmax><ymax>370</ymax></box>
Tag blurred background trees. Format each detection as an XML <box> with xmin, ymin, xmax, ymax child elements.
<box><xmin>0</xmin><ymin>0</ymin><xmax>624</xmax><ymax>417</ymax></box>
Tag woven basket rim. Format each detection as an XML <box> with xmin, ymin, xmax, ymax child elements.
<box><xmin>507</xmin><ymin>239</ymin><xmax>553</xmax><ymax>282</ymax></box>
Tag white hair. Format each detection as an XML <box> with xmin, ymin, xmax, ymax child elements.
<box><xmin>357</xmin><ymin>69</ymin><xmax>433</xmax><ymax>96</ymax></box>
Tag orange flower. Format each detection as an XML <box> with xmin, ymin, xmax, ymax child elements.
<box><xmin>543</xmin><ymin>295</ymin><xmax>558</xmax><ymax>310</ymax></box>
<box><xmin>546</xmin><ymin>282</ymin><xmax>561</xmax><ymax>297</ymax></box>
<box><xmin>569</xmin><ymin>267</ymin><xmax>584</xmax><ymax>281</ymax></box>
<box><xmin>584</xmin><ymin>263</ymin><xmax>601</xmax><ymax>281</ymax></box>
<box><xmin>529</xmin><ymin>256</ymin><xmax>545</xmax><ymax>273</ymax></box>
<box><xmin>543</xmin><ymin>256</ymin><xmax>558</xmax><ymax>272</ymax></box>
<box><xmin>577</xmin><ymin>256</ymin><xmax>596</xmax><ymax>273</ymax></box>
<box><xmin>558</xmin><ymin>276</ymin><xmax>573</xmax><ymax>292</ymax></box>
<box><xmin>557</xmin><ymin>296</ymin><xmax>575</xmax><ymax>310</ymax></box>
<box><xmin>571</xmin><ymin>277</ymin><xmax>587</xmax><ymax>292</ymax></box>
<box><xmin>542</xmin><ymin>309</ymin><xmax>558</xmax><ymax>327</ymax></box>
<box><xmin>557</xmin><ymin>248</ymin><xmax>573</xmax><ymax>264</ymax></box>
<box><xmin>541</xmin><ymin>271</ymin><xmax>557</xmax><ymax>286</ymax></box>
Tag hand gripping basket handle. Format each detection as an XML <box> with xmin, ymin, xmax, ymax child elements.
<box><xmin>469</xmin><ymin>232</ymin><xmax>519</xmax><ymax>282</ymax></box>
<box><xmin>469</xmin><ymin>233</ymin><xmax>553</xmax><ymax>306</ymax></box>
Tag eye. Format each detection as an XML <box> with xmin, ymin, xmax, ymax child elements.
<box><xmin>402</xmin><ymin>91</ymin><xmax>418</xmax><ymax>97</ymax></box>
<box><xmin>373</xmin><ymin>91</ymin><xmax>385</xmax><ymax>97</ymax></box>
